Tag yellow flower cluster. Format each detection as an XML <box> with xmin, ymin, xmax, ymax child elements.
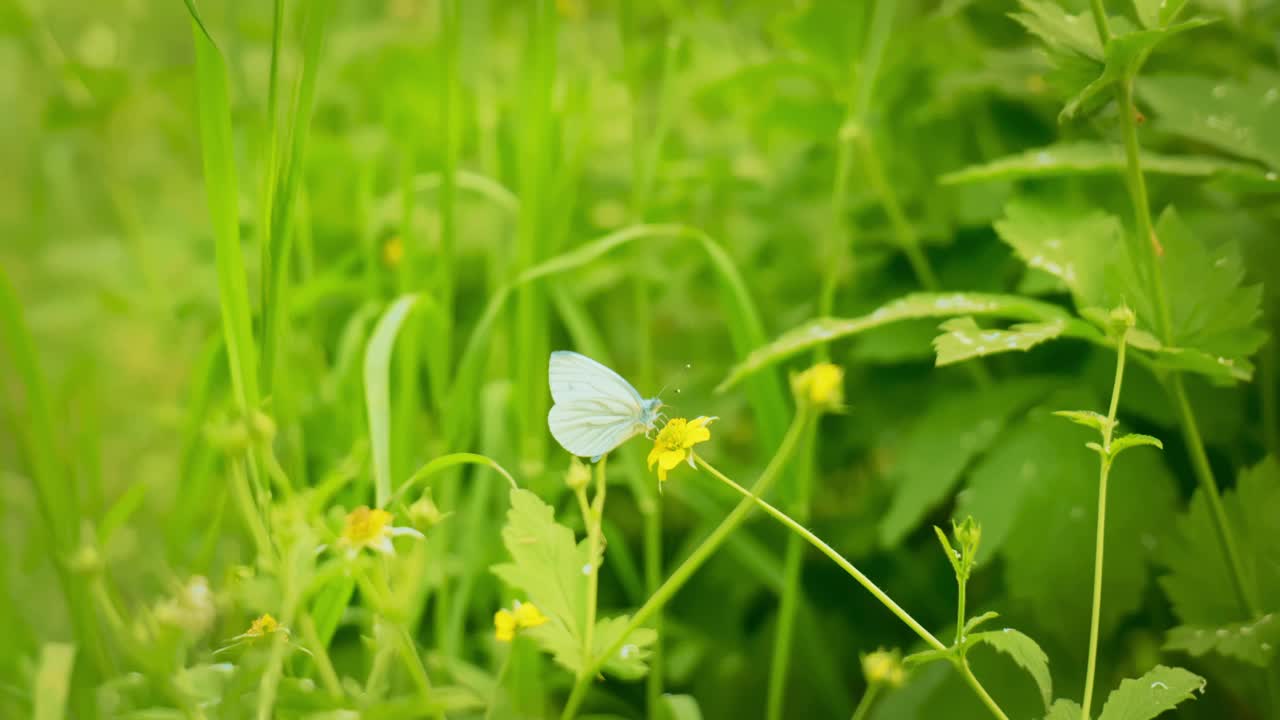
<box><xmin>335</xmin><ymin>506</ymin><xmax>423</xmax><ymax>557</ymax></box>
<box><xmin>494</xmin><ymin>601</ymin><xmax>549</xmax><ymax>642</ymax></box>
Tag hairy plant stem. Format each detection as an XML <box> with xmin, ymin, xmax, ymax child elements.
<box><xmin>576</xmin><ymin>458</ymin><xmax>608</xmax><ymax>696</ymax></box>
<box><xmin>559</xmin><ymin>412</ymin><xmax>812</xmax><ymax>720</ymax></box>
<box><xmin>698</xmin><ymin>457</ymin><xmax>1017</xmax><ymax>720</ymax></box>
<box><xmin>1081</xmin><ymin>330</ymin><xmax>1129</xmax><ymax>720</ymax></box>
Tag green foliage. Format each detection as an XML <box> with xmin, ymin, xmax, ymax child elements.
<box><xmin>1096</xmin><ymin>665</ymin><xmax>1206</xmax><ymax>720</ymax></box>
<box><xmin>940</xmin><ymin>142</ymin><xmax>1267</xmax><ymax>185</ymax></box>
<box><xmin>1140</xmin><ymin>72</ymin><xmax>1280</xmax><ymax>169</ymax></box>
<box><xmin>969</xmin><ymin>629</ymin><xmax>1052</xmax><ymax>710</ymax></box>
<box><xmin>933</xmin><ymin>317</ymin><xmax>1069</xmax><ymax>366</ymax></box>
<box><xmin>493</xmin><ymin>489</ymin><xmax>655</xmax><ymax>680</ymax></box>
<box><xmin>1160</xmin><ymin>457</ymin><xmax>1280</xmax><ymax>625</ymax></box>
<box><xmin>1043</xmin><ymin>699</ymin><xmax>1083</xmax><ymax>720</ymax></box>
<box><xmin>32</xmin><ymin>643</ymin><xmax>75</xmax><ymax>720</ymax></box>
<box><xmin>1165</xmin><ymin>614</ymin><xmax>1279</xmax><ymax>666</ymax></box>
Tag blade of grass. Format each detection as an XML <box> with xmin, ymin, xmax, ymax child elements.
<box><xmin>365</xmin><ymin>294</ymin><xmax>423</xmax><ymax>507</ymax></box>
<box><xmin>32</xmin><ymin>643</ymin><xmax>75</xmax><ymax>720</ymax></box>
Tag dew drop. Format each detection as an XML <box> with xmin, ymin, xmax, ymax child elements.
<box><xmin>582</xmin><ymin>563</ymin><xmax>593</xmax><ymax>575</ymax></box>
<box><xmin>620</xmin><ymin>643</ymin><xmax>638</xmax><ymax>659</ymax></box>
<box><xmin>1152</xmin><ymin>681</ymin><xmax>1169</xmax><ymax>690</ymax></box>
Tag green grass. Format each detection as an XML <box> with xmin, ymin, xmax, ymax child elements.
<box><xmin>3</xmin><ymin>1</ymin><xmax>1280</xmax><ymax>718</ymax></box>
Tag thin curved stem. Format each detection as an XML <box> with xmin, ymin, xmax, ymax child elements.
<box><xmin>850</xmin><ymin>682</ymin><xmax>881</xmax><ymax>720</ymax></box>
<box><xmin>959</xmin><ymin>660</ymin><xmax>1011</xmax><ymax>720</ymax></box>
<box><xmin>559</xmin><ymin>412</ymin><xmax>812</xmax><ymax>720</ymax></box>
<box><xmin>1082</xmin><ymin>333</ymin><xmax>1128</xmax><ymax>719</ymax></box>
<box><xmin>696</xmin><ymin>457</ymin><xmax>945</xmax><ymax>652</ymax></box>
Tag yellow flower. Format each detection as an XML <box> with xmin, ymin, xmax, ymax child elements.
<box><xmin>647</xmin><ymin>416</ymin><xmax>716</xmax><ymax>483</ymax></box>
<box><xmin>494</xmin><ymin>600</ymin><xmax>549</xmax><ymax>642</ymax></box>
<box><xmin>335</xmin><ymin>506</ymin><xmax>423</xmax><ymax>557</ymax></box>
<box><xmin>245</xmin><ymin>613</ymin><xmax>281</xmax><ymax>638</ymax></box>
<box><xmin>861</xmin><ymin>648</ymin><xmax>906</xmax><ymax>688</ymax></box>
<box><xmin>791</xmin><ymin>362</ymin><xmax>844</xmax><ymax>412</ymax></box>
<box><xmin>383</xmin><ymin>235</ymin><xmax>404</xmax><ymax>267</ymax></box>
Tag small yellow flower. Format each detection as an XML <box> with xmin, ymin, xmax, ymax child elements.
<box><xmin>383</xmin><ymin>236</ymin><xmax>404</xmax><ymax>267</ymax></box>
<box><xmin>791</xmin><ymin>362</ymin><xmax>844</xmax><ymax>412</ymax></box>
<box><xmin>647</xmin><ymin>416</ymin><xmax>716</xmax><ymax>483</ymax></box>
<box><xmin>335</xmin><ymin>506</ymin><xmax>424</xmax><ymax>557</ymax></box>
<box><xmin>861</xmin><ymin>648</ymin><xmax>906</xmax><ymax>688</ymax></box>
<box><xmin>494</xmin><ymin>600</ymin><xmax>549</xmax><ymax>642</ymax></box>
<box><xmin>245</xmin><ymin>613</ymin><xmax>281</xmax><ymax>638</ymax></box>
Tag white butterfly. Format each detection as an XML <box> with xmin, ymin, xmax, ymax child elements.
<box><xmin>547</xmin><ymin>351</ymin><xmax>663</xmax><ymax>462</ymax></box>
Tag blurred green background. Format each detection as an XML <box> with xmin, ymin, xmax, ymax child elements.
<box><xmin>2</xmin><ymin>0</ymin><xmax>1278</xmax><ymax>718</ymax></box>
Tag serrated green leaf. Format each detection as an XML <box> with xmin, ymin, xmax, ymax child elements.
<box><xmin>933</xmin><ymin>317</ymin><xmax>1069</xmax><ymax>366</ymax></box>
<box><xmin>1165</xmin><ymin>614</ymin><xmax>1279</xmax><ymax>666</ymax></box>
<box><xmin>1053</xmin><ymin>410</ymin><xmax>1113</xmax><ymax>433</ymax></box>
<box><xmin>530</xmin><ymin>613</ymin><xmax>657</xmax><ymax>680</ymax></box>
<box><xmin>1044</xmin><ymin>698</ymin><xmax>1084</xmax><ymax>720</ymax></box>
<box><xmin>1160</xmin><ymin>457</ymin><xmax>1280</xmax><ymax>625</ymax></box>
<box><xmin>940</xmin><ymin>142</ymin><xmax>1268</xmax><ymax>185</ymax></box>
<box><xmin>720</xmin><ymin>293</ymin><xmax>1078</xmax><ymax>390</ymax></box>
<box><xmin>1011</xmin><ymin>0</ymin><xmax>1103</xmax><ymax>60</ymax></box>
<box><xmin>1109</xmin><ymin>433</ymin><xmax>1163</xmax><ymax>456</ymax></box>
<box><xmin>994</xmin><ymin>199</ymin><xmax>1120</xmax><ymax>308</ymax></box>
<box><xmin>1097</xmin><ymin>665</ymin><xmax>1205</xmax><ymax>720</ymax></box>
<box><xmin>963</xmin><ymin>610</ymin><xmax>1001</xmax><ymax>636</ymax></box>
<box><xmin>1133</xmin><ymin>0</ymin><xmax>1161</xmax><ymax>28</ymax></box>
<box><xmin>880</xmin><ymin>379</ymin><xmax>1054</xmax><ymax>546</ymax></box>
<box><xmin>970</xmin><ymin>628</ymin><xmax>1052</xmax><ymax>709</ymax></box>
<box><xmin>1149</xmin><ymin>207</ymin><xmax>1267</xmax><ymax>362</ymax></box>
<box><xmin>1140</xmin><ymin>72</ymin><xmax>1280</xmax><ymax>169</ymax></box>
<box><xmin>492</xmin><ymin>488</ymin><xmax>590</xmax><ymax>642</ymax></box>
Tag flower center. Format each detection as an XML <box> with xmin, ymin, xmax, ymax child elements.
<box><xmin>656</xmin><ymin>419</ymin><xmax>689</xmax><ymax>450</ymax></box>
<box><xmin>343</xmin><ymin>506</ymin><xmax>392</xmax><ymax>544</ymax></box>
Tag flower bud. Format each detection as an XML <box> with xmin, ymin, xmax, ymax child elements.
<box><xmin>791</xmin><ymin>362</ymin><xmax>845</xmax><ymax>412</ymax></box>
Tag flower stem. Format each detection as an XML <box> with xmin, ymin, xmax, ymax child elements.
<box><xmin>849</xmin><ymin>682</ymin><xmax>881</xmax><ymax>720</ymax></box>
<box><xmin>578</xmin><ymin>457</ymin><xmax>607</xmax><ymax>692</ymax></box>
<box><xmin>484</xmin><ymin>648</ymin><xmax>514</xmax><ymax>720</ymax></box>
<box><xmin>959</xmin><ymin>659</ymin><xmax>1011</xmax><ymax>720</ymax></box>
<box><xmin>697</xmin><ymin>458</ymin><xmax>1019</xmax><ymax>719</ymax></box>
<box><xmin>559</xmin><ymin>412</ymin><xmax>812</xmax><ymax>720</ymax></box>
<box><xmin>1081</xmin><ymin>331</ymin><xmax>1128</xmax><ymax>720</ymax></box>
<box><xmin>696</xmin><ymin>458</ymin><xmax>945</xmax><ymax>652</ymax></box>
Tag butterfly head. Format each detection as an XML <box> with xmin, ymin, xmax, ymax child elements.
<box><xmin>641</xmin><ymin>397</ymin><xmax>664</xmax><ymax>430</ymax></box>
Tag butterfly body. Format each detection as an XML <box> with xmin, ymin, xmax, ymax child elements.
<box><xmin>547</xmin><ymin>351</ymin><xmax>662</xmax><ymax>461</ymax></box>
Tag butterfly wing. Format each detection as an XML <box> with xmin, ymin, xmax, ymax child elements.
<box><xmin>548</xmin><ymin>351</ymin><xmax>649</xmax><ymax>458</ymax></box>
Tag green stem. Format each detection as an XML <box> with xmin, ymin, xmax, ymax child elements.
<box><xmin>955</xmin><ymin>566</ymin><xmax>967</xmax><ymax>646</ymax></box>
<box><xmin>1170</xmin><ymin>374</ymin><xmax>1257</xmax><ymax>614</ymax></box>
<box><xmin>855</xmin><ymin>132</ymin><xmax>939</xmax><ymax>291</ymax></box>
<box><xmin>1081</xmin><ymin>331</ymin><xmax>1129</xmax><ymax>720</ymax></box>
<box><xmin>560</xmin><ymin>412</ymin><xmax>812</xmax><ymax>720</ymax></box>
<box><xmin>697</xmin><ymin>457</ymin><xmax>945</xmax><ymax>652</ymax></box>
<box><xmin>299</xmin><ymin>613</ymin><xmax>342</xmax><ymax>698</ymax></box>
<box><xmin>850</xmin><ymin>683</ymin><xmax>881</xmax><ymax>720</ymax></box>
<box><xmin>1098</xmin><ymin>12</ymin><xmax>1259</xmax><ymax>622</ymax></box>
<box><xmin>959</xmin><ymin>660</ymin><xmax>1011</xmax><ymax>720</ymax></box>
<box><xmin>1088</xmin><ymin>0</ymin><xmax>1111</xmax><ymax>44</ymax></box>
<box><xmin>484</xmin><ymin>648</ymin><xmax>515</xmax><ymax>720</ymax></box>
<box><xmin>579</xmin><ymin>458</ymin><xmax>607</xmax><ymax>690</ymax></box>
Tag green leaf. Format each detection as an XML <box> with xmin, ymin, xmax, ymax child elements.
<box><xmin>879</xmin><ymin>379</ymin><xmax>1055</xmax><ymax>546</ymax></box>
<box><xmin>1044</xmin><ymin>699</ymin><xmax>1084</xmax><ymax>720</ymax></box>
<box><xmin>719</xmin><ymin>293</ymin><xmax>1079</xmax><ymax>391</ymax></box>
<box><xmin>1109</xmin><ymin>433</ymin><xmax>1163</xmax><ymax>457</ymax></box>
<box><xmin>660</xmin><ymin>694</ymin><xmax>705</xmax><ymax>720</ymax></box>
<box><xmin>994</xmin><ymin>199</ymin><xmax>1120</xmax><ymax>309</ymax></box>
<box><xmin>933</xmin><ymin>317</ymin><xmax>1070</xmax><ymax>366</ymax></box>
<box><xmin>1165</xmin><ymin>614</ymin><xmax>1279</xmax><ymax>666</ymax></box>
<box><xmin>492</xmin><ymin>488</ymin><xmax>590</xmax><ymax>642</ymax></box>
<box><xmin>970</xmin><ymin>629</ymin><xmax>1052</xmax><ymax>709</ymax></box>
<box><xmin>1160</xmin><ymin>457</ymin><xmax>1280</xmax><ymax>625</ymax></box>
<box><xmin>526</xmin><ymin>614</ymin><xmax>657</xmax><ymax>680</ymax></box>
<box><xmin>33</xmin><ymin>643</ymin><xmax>76</xmax><ymax>720</ymax></box>
<box><xmin>1053</xmin><ymin>410</ymin><xmax>1113</xmax><ymax>434</ymax></box>
<box><xmin>1011</xmin><ymin>0</ymin><xmax>1103</xmax><ymax>60</ymax></box>
<box><xmin>364</xmin><ymin>295</ymin><xmax>420</xmax><ymax>507</ymax></box>
<box><xmin>1148</xmin><ymin>207</ymin><xmax>1267</xmax><ymax>362</ymax></box>
<box><xmin>964</xmin><ymin>611</ymin><xmax>1001</xmax><ymax>636</ymax></box>
<box><xmin>940</xmin><ymin>142</ymin><xmax>1267</xmax><ymax>185</ymax></box>
<box><xmin>1097</xmin><ymin>665</ymin><xmax>1205</xmax><ymax>720</ymax></box>
<box><xmin>1140</xmin><ymin>72</ymin><xmax>1280</xmax><ymax>169</ymax></box>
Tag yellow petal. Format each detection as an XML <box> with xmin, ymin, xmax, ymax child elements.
<box><xmin>494</xmin><ymin>609</ymin><xmax>516</xmax><ymax>642</ymax></box>
<box><xmin>514</xmin><ymin>602</ymin><xmax>548</xmax><ymax>628</ymax></box>
<box><xmin>647</xmin><ymin>444</ymin><xmax>662</xmax><ymax>469</ymax></box>
<box><xmin>658</xmin><ymin>450</ymin><xmax>684</xmax><ymax>472</ymax></box>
